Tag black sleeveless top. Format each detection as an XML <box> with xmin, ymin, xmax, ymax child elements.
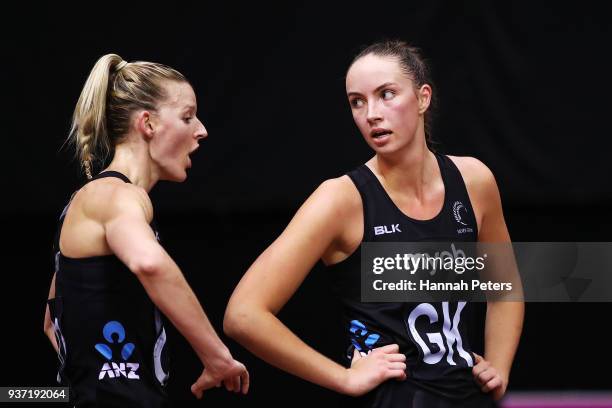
<box><xmin>48</xmin><ymin>171</ymin><xmax>170</xmax><ymax>408</ymax></box>
<box><xmin>329</xmin><ymin>154</ymin><xmax>495</xmax><ymax>406</ymax></box>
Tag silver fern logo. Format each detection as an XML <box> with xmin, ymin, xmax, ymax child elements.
<box><xmin>453</xmin><ymin>201</ymin><xmax>468</xmax><ymax>226</ymax></box>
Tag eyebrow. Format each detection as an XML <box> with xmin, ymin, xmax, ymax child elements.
<box><xmin>182</xmin><ymin>105</ymin><xmax>197</xmax><ymax>113</ymax></box>
<box><xmin>347</xmin><ymin>82</ymin><xmax>398</xmax><ymax>97</ymax></box>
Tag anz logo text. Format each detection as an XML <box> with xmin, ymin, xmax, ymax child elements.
<box><xmin>95</xmin><ymin>321</ymin><xmax>140</xmax><ymax>380</ymax></box>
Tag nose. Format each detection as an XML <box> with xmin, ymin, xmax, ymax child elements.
<box><xmin>366</xmin><ymin>100</ymin><xmax>382</xmax><ymax>125</ymax></box>
<box><xmin>195</xmin><ymin>117</ymin><xmax>208</xmax><ymax>140</ymax></box>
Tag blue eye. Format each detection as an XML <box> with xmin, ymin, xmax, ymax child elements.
<box><xmin>382</xmin><ymin>90</ymin><xmax>395</xmax><ymax>100</ymax></box>
<box><xmin>350</xmin><ymin>98</ymin><xmax>364</xmax><ymax>108</ymax></box>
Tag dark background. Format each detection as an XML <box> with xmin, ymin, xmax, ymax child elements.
<box><xmin>3</xmin><ymin>1</ymin><xmax>611</xmax><ymax>406</ymax></box>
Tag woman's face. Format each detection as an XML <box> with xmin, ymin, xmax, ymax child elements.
<box><xmin>346</xmin><ymin>54</ymin><xmax>430</xmax><ymax>155</ymax></box>
<box><xmin>148</xmin><ymin>81</ymin><xmax>207</xmax><ymax>182</ymax></box>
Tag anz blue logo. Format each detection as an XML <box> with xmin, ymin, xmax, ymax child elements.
<box><xmin>95</xmin><ymin>321</ymin><xmax>140</xmax><ymax>380</ymax></box>
<box><xmin>348</xmin><ymin>320</ymin><xmax>381</xmax><ymax>358</ymax></box>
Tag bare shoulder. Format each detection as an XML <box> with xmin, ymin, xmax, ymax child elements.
<box><xmin>284</xmin><ymin>175</ymin><xmax>362</xmax><ymax>264</ymax></box>
<box><xmin>309</xmin><ymin>175</ymin><xmax>361</xmax><ymax>217</ymax></box>
<box><xmin>447</xmin><ymin>155</ymin><xmax>498</xmax><ymax>195</ymax></box>
<box><xmin>316</xmin><ymin>175</ymin><xmax>360</xmax><ymax>201</ymax></box>
<box><xmin>288</xmin><ymin>174</ymin><xmax>362</xmax><ymax>239</ymax></box>
<box><xmin>78</xmin><ymin>179</ymin><xmax>153</xmax><ymax>224</ymax></box>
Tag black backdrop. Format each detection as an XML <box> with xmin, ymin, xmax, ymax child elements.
<box><xmin>3</xmin><ymin>1</ymin><xmax>611</xmax><ymax>406</ymax></box>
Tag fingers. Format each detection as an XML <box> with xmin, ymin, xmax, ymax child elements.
<box><xmin>190</xmin><ymin>382</ymin><xmax>203</xmax><ymax>400</ymax></box>
<box><xmin>224</xmin><ymin>376</ymin><xmax>239</xmax><ymax>393</ymax></box>
<box><xmin>481</xmin><ymin>376</ymin><xmax>502</xmax><ymax>393</ymax></box>
<box><xmin>472</xmin><ymin>357</ymin><xmax>490</xmax><ymax>378</ymax></box>
<box><xmin>368</xmin><ymin>344</ymin><xmax>407</xmax><ymax>379</ymax></box>
<box><xmin>383</xmin><ymin>365</ymin><xmax>407</xmax><ymax>381</ymax></box>
<box><xmin>190</xmin><ymin>377</ymin><xmax>204</xmax><ymax>399</ymax></box>
<box><xmin>192</xmin><ymin>359</ymin><xmax>251</xmax><ymax>398</ymax></box>
<box><xmin>191</xmin><ymin>369</ymin><xmax>225</xmax><ymax>399</ymax></box>
<box><xmin>380</xmin><ymin>351</ymin><xmax>408</xmax><ymax>382</ymax></box>
<box><xmin>222</xmin><ymin>362</ymin><xmax>249</xmax><ymax>395</ymax></box>
<box><xmin>191</xmin><ymin>374</ymin><xmax>214</xmax><ymax>399</ymax></box>
<box><xmin>475</xmin><ymin>366</ymin><xmax>496</xmax><ymax>385</ymax></box>
<box><xmin>372</xmin><ymin>344</ymin><xmax>400</xmax><ymax>354</ymax></box>
<box><xmin>471</xmin><ymin>355</ymin><xmax>504</xmax><ymax>395</ymax></box>
<box><xmin>387</xmin><ymin>362</ymin><xmax>407</xmax><ymax>371</ymax></box>
<box><xmin>230</xmin><ymin>361</ymin><xmax>249</xmax><ymax>394</ymax></box>
<box><xmin>240</xmin><ymin>368</ymin><xmax>250</xmax><ymax>394</ymax></box>
<box><xmin>384</xmin><ymin>353</ymin><xmax>407</xmax><ymax>363</ymax></box>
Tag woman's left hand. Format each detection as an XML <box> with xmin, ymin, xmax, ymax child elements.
<box><xmin>472</xmin><ymin>353</ymin><xmax>507</xmax><ymax>400</ymax></box>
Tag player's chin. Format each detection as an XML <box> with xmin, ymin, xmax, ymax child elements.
<box><xmin>177</xmin><ymin>170</ymin><xmax>188</xmax><ymax>182</ymax></box>
<box><xmin>166</xmin><ymin>169</ymin><xmax>188</xmax><ymax>183</ymax></box>
<box><xmin>368</xmin><ymin>142</ymin><xmax>398</xmax><ymax>155</ymax></box>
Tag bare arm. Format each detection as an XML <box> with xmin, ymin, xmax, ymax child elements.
<box><xmin>43</xmin><ymin>273</ymin><xmax>59</xmax><ymax>353</ymax></box>
<box><xmin>479</xmin><ymin>168</ymin><xmax>524</xmax><ymax>399</ymax></box>
<box><xmin>455</xmin><ymin>157</ymin><xmax>524</xmax><ymax>400</ymax></box>
<box><xmin>224</xmin><ymin>179</ymin><xmax>406</xmax><ymax>396</ymax></box>
<box><xmin>104</xmin><ymin>186</ymin><xmax>248</xmax><ymax>396</ymax></box>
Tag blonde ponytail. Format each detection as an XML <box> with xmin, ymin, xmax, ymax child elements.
<box><xmin>68</xmin><ymin>54</ymin><xmax>124</xmax><ymax>178</ymax></box>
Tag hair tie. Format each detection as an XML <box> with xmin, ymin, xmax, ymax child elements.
<box><xmin>115</xmin><ymin>60</ymin><xmax>128</xmax><ymax>72</ymax></box>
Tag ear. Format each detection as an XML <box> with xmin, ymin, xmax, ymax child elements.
<box><xmin>134</xmin><ymin>110</ymin><xmax>155</xmax><ymax>140</ymax></box>
<box><xmin>417</xmin><ymin>84</ymin><xmax>432</xmax><ymax>114</ymax></box>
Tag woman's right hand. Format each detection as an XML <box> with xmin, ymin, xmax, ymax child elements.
<box><xmin>191</xmin><ymin>356</ymin><xmax>250</xmax><ymax>398</ymax></box>
<box><xmin>344</xmin><ymin>344</ymin><xmax>407</xmax><ymax>396</ymax></box>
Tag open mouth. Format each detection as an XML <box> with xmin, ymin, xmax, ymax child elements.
<box><xmin>187</xmin><ymin>149</ymin><xmax>197</xmax><ymax>168</ymax></box>
<box><xmin>371</xmin><ymin>129</ymin><xmax>392</xmax><ymax>139</ymax></box>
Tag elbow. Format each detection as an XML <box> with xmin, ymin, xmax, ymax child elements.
<box><xmin>222</xmin><ymin>305</ymin><xmax>242</xmax><ymax>339</ymax></box>
<box><xmin>129</xmin><ymin>253</ymin><xmax>166</xmax><ymax>277</ymax></box>
<box><xmin>223</xmin><ymin>303</ymin><xmax>253</xmax><ymax>342</ymax></box>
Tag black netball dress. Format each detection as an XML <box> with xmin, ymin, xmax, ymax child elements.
<box><xmin>48</xmin><ymin>171</ymin><xmax>170</xmax><ymax>407</ymax></box>
<box><xmin>329</xmin><ymin>154</ymin><xmax>496</xmax><ymax>408</ymax></box>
